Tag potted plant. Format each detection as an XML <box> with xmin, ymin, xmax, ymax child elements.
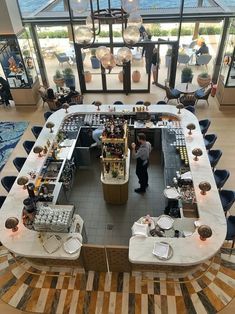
<box><xmin>84</xmin><ymin>71</ymin><xmax>92</xmax><ymax>83</ymax></box>
<box><xmin>132</xmin><ymin>70</ymin><xmax>141</xmax><ymax>83</ymax></box>
<box><xmin>63</xmin><ymin>67</ymin><xmax>75</xmax><ymax>88</ymax></box>
<box><xmin>90</xmin><ymin>48</ymin><xmax>100</xmax><ymax>69</ymax></box>
<box><xmin>197</xmin><ymin>72</ymin><xmax>211</xmax><ymax>88</ymax></box>
<box><xmin>165</xmin><ymin>48</ymin><xmax>172</xmax><ymax>67</ymax></box>
<box><xmin>181</xmin><ymin>67</ymin><xmax>193</xmax><ymax>83</ymax></box>
<box><xmin>53</xmin><ymin>70</ymin><xmax>65</xmax><ymax>87</ymax></box>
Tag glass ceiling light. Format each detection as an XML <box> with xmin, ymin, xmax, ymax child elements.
<box><xmin>75</xmin><ymin>26</ymin><xmax>93</xmax><ymax>45</ymax></box>
<box><xmin>117</xmin><ymin>47</ymin><xmax>132</xmax><ymax>64</ymax></box>
<box><xmin>86</xmin><ymin>15</ymin><xmax>99</xmax><ymax>31</ymax></box>
<box><xmin>123</xmin><ymin>26</ymin><xmax>140</xmax><ymax>45</ymax></box>
<box><xmin>127</xmin><ymin>12</ymin><xmax>142</xmax><ymax>28</ymax></box>
<box><xmin>122</xmin><ymin>0</ymin><xmax>139</xmax><ymax>13</ymax></box>
<box><xmin>96</xmin><ymin>46</ymin><xmax>110</xmax><ymax>61</ymax></box>
<box><xmin>70</xmin><ymin>0</ymin><xmax>89</xmax><ymax>13</ymax></box>
<box><xmin>101</xmin><ymin>53</ymin><xmax>116</xmax><ymax>70</ymax></box>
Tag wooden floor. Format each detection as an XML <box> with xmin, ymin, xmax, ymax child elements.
<box><xmin>0</xmin><ymin>88</ymin><xmax>235</xmax><ymax>313</ymax></box>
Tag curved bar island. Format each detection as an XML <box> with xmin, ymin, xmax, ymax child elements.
<box><xmin>0</xmin><ymin>105</ymin><xmax>226</xmax><ymax>269</ymax></box>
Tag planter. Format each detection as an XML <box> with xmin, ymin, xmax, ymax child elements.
<box><xmin>197</xmin><ymin>74</ymin><xmax>211</xmax><ymax>88</ymax></box>
<box><xmin>132</xmin><ymin>70</ymin><xmax>141</xmax><ymax>83</ymax></box>
<box><xmin>118</xmin><ymin>71</ymin><xmax>123</xmax><ymax>83</ymax></box>
<box><xmin>84</xmin><ymin>71</ymin><xmax>92</xmax><ymax>83</ymax></box>
<box><xmin>181</xmin><ymin>74</ymin><xmax>193</xmax><ymax>83</ymax></box>
<box><xmin>53</xmin><ymin>77</ymin><xmax>65</xmax><ymax>87</ymax></box>
<box><xmin>64</xmin><ymin>75</ymin><xmax>75</xmax><ymax>88</ymax></box>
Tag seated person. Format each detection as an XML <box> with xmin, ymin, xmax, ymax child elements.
<box><xmin>196</xmin><ymin>42</ymin><xmax>209</xmax><ymax>56</ymax></box>
<box><xmin>46</xmin><ymin>88</ymin><xmax>62</xmax><ymax>110</ymax></box>
<box><xmin>91</xmin><ymin>127</ymin><xmax>104</xmax><ymax>148</ymax></box>
<box><xmin>65</xmin><ymin>86</ymin><xmax>80</xmax><ymax>103</ymax></box>
<box><xmin>47</xmin><ymin>88</ymin><xmax>56</xmax><ymax>99</ymax></box>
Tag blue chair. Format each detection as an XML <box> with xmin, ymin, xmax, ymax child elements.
<box><xmin>113</xmin><ymin>101</ymin><xmax>124</xmax><ymax>105</ymax></box>
<box><xmin>226</xmin><ymin>216</ymin><xmax>235</xmax><ymax>255</ymax></box>
<box><xmin>204</xmin><ymin>134</ymin><xmax>217</xmax><ymax>150</ymax></box>
<box><xmin>195</xmin><ymin>86</ymin><xmax>212</xmax><ymax>106</ymax></box>
<box><xmin>184</xmin><ymin>105</ymin><xmax>195</xmax><ymax>114</ymax></box>
<box><xmin>23</xmin><ymin>140</ymin><xmax>35</xmax><ymax>155</ymax></box>
<box><xmin>214</xmin><ymin>169</ymin><xmax>230</xmax><ymax>190</ymax></box>
<box><xmin>31</xmin><ymin>126</ymin><xmax>42</xmax><ymax>139</ymax></box>
<box><xmin>0</xmin><ymin>196</ymin><xmax>6</xmax><ymax>209</ymax></box>
<box><xmin>55</xmin><ymin>53</ymin><xmax>70</xmax><ymax>66</ymax></box>
<box><xmin>208</xmin><ymin>149</ymin><xmax>222</xmax><ymax>170</ymax></box>
<box><xmin>199</xmin><ymin>119</ymin><xmax>211</xmax><ymax>136</ymax></box>
<box><xmin>165</xmin><ymin>85</ymin><xmax>181</xmax><ymax>103</ymax></box>
<box><xmin>13</xmin><ymin>157</ymin><xmax>26</xmax><ymax>172</ymax></box>
<box><xmin>136</xmin><ymin>101</ymin><xmax>144</xmax><ymax>105</ymax></box>
<box><xmin>44</xmin><ymin>111</ymin><xmax>53</xmax><ymax>121</ymax></box>
<box><xmin>1</xmin><ymin>176</ymin><xmax>17</xmax><ymax>193</ymax></box>
<box><xmin>156</xmin><ymin>101</ymin><xmax>167</xmax><ymax>104</ymax></box>
<box><xmin>219</xmin><ymin>190</ymin><xmax>235</xmax><ymax>216</ymax></box>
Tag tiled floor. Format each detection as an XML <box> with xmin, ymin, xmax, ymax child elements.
<box><xmin>70</xmin><ymin>150</ymin><xmax>165</xmax><ymax>245</ymax></box>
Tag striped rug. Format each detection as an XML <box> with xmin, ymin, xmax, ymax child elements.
<box><xmin>0</xmin><ymin>246</ymin><xmax>235</xmax><ymax>313</ymax></box>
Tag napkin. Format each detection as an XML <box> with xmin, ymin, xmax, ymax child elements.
<box><xmin>152</xmin><ymin>242</ymin><xmax>169</xmax><ymax>259</ymax></box>
<box><xmin>131</xmin><ymin>222</ymin><xmax>148</xmax><ymax>237</ymax></box>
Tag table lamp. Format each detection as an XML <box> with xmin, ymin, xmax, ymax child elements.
<box><xmin>33</xmin><ymin>146</ymin><xmax>43</xmax><ymax>157</ymax></box>
<box><xmin>62</xmin><ymin>102</ymin><xmax>69</xmax><ymax>113</ymax></box>
<box><xmin>192</xmin><ymin>148</ymin><xmax>203</xmax><ymax>161</ymax></box>
<box><xmin>144</xmin><ymin>101</ymin><xmax>151</xmax><ymax>111</ymax></box>
<box><xmin>5</xmin><ymin>217</ymin><xmax>19</xmax><ymax>232</ymax></box>
<box><xmin>46</xmin><ymin>122</ymin><xmax>55</xmax><ymax>133</ymax></box>
<box><xmin>94</xmin><ymin>101</ymin><xmax>102</xmax><ymax>111</ymax></box>
<box><xmin>199</xmin><ymin>181</ymin><xmax>211</xmax><ymax>195</ymax></box>
<box><xmin>17</xmin><ymin>176</ymin><xmax>29</xmax><ymax>190</ymax></box>
<box><xmin>176</xmin><ymin>103</ymin><xmax>184</xmax><ymax>114</ymax></box>
<box><xmin>198</xmin><ymin>225</ymin><xmax>212</xmax><ymax>241</ymax></box>
<box><xmin>187</xmin><ymin>123</ymin><xmax>196</xmax><ymax>135</ymax></box>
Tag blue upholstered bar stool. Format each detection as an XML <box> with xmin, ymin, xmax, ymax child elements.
<box><xmin>219</xmin><ymin>190</ymin><xmax>235</xmax><ymax>217</ymax></box>
<box><xmin>0</xmin><ymin>196</ymin><xmax>6</xmax><ymax>209</ymax></box>
<box><xmin>113</xmin><ymin>101</ymin><xmax>124</xmax><ymax>105</ymax></box>
<box><xmin>184</xmin><ymin>105</ymin><xmax>195</xmax><ymax>114</ymax></box>
<box><xmin>204</xmin><ymin>134</ymin><xmax>217</xmax><ymax>150</ymax></box>
<box><xmin>214</xmin><ymin>169</ymin><xmax>230</xmax><ymax>190</ymax></box>
<box><xmin>23</xmin><ymin>141</ymin><xmax>35</xmax><ymax>155</ymax></box>
<box><xmin>1</xmin><ymin>176</ymin><xmax>17</xmax><ymax>193</ymax></box>
<box><xmin>208</xmin><ymin>149</ymin><xmax>222</xmax><ymax>170</ymax></box>
<box><xmin>44</xmin><ymin>111</ymin><xmax>53</xmax><ymax>121</ymax></box>
<box><xmin>156</xmin><ymin>101</ymin><xmax>167</xmax><ymax>104</ymax></box>
<box><xmin>135</xmin><ymin>101</ymin><xmax>144</xmax><ymax>105</ymax></box>
<box><xmin>31</xmin><ymin>126</ymin><xmax>43</xmax><ymax>139</ymax></box>
<box><xmin>13</xmin><ymin>157</ymin><xmax>26</xmax><ymax>172</ymax></box>
<box><xmin>199</xmin><ymin>119</ymin><xmax>211</xmax><ymax>136</ymax></box>
<box><xmin>226</xmin><ymin>215</ymin><xmax>235</xmax><ymax>255</ymax></box>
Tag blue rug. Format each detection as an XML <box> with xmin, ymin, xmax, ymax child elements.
<box><xmin>0</xmin><ymin>121</ymin><xmax>28</xmax><ymax>171</ymax></box>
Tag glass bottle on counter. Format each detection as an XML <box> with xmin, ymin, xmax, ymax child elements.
<box><xmin>27</xmin><ymin>183</ymin><xmax>35</xmax><ymax>198</ymax></box>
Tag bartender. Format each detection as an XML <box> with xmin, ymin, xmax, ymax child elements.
<box><xmin>131</xmin><ymin>133</ymin><xmax>152</xmax><ymax>194</ymax></box>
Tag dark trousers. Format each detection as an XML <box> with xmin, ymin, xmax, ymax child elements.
<box><xmin>136</xmin><ymin>158</ymin><xmax>149</xmax><ymax>191</ymax></box>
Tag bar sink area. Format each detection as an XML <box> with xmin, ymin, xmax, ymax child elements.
<box><xmin>41</xmin><ymin>159</ymin><xmax>64</xmax><ymax>181</ymax></box>
<box><xmin>181</xmin><ymin>202</ymin><xmax>199</xmax><ymax>218</ymax></box>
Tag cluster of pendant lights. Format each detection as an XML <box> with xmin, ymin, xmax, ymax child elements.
<box><xmin>71</xmin><ymin>0</ymin><xmax>143</xmax><ymax>70</ymax></box>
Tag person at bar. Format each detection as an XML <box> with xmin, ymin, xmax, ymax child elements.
<box><xmin>131</xmin><ymin>133</ymin><xmax>152</xmax><ymax>194</ymax></box>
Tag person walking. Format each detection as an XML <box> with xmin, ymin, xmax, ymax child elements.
<box><xmin>142</xmin><ymin>35</ymin><xmax>155</xmax><ymax>74</ymax></box>
<box><xmin>151</xmin><ymin>47</ymin><xmax>160</xmax><ymax>85</ymax></box>
<box><xmin>131</xmin><ymin>133</ymin><xmax>151</xmax><ymax>194</ymax></box>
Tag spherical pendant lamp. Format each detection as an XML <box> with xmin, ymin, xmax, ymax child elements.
<box><xmin>71</xmin><ymin>0</ymin><xmax>89</xmax><ymax>13</ymax></box>
<box><xmin>117</xmin><ymin>47</ymin><xmax>132</xmax><ymax>64</ymax></box>
<box><xmin>122</xmin><ymin>0</ymin><xmax>139</xmax><ymax>13</ymax></box>
<box><xmin>96</xmin><ymin>46</ymin><xmax>110</xmax><ymax>61</ymax></box>
<box><xmin>86</xmin><ymin>15</ymin><xmax>99</xmax><ymax>31</ymax></box>
<box><xmin>123</xmin><ymin>26</ymin><xmax>140</xmax><ymax>45</ymax></box>
<box><xmin>101</xmin><ymin>53</ymin><xmax>116</xmax><ymax>70</ymax></box>
<box><xmin>128</xmin><ymin>12</ymin><xmax>143</xmax><ymax>28</ymax></box>
<box><xmin>75</xmin><ymin>26</ymin><xmax>93</xmax><ymax>45</ymax></box>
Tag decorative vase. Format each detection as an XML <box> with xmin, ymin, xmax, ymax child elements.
<box><xmin>118</xmin><ymin>71</ymin><xmax>124</xmax><ymax>83</ymax></box>
<box><xmin>132</xmin><ymin>70</ymin><xmax>141</xmax><ymax>83</ymax></box>
<box><xmin>197</xmin><ymin>75</ymin><xmax>211</xmax><ymax>88</ymax></box>
<box><xmin>84</xmin><ymin>71</ymin><xmax>92</xmax><ymax>83</ymax></box>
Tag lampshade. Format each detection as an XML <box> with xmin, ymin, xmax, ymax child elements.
<box><xmin>199</xmin><ymin>181</ymin><xmax>211</xmax><ymax>195</ymax></box>
<box><xmin>94</xmin><ymin>101</ymin><xmax>102</xmax><ymax>111</ymax></box>
<box><xmin>122</xmin><ymin>0</ymin><xmax>139</xmax><ymax>13</ymax></box>
<box><xmin>63</xmin><ymin>102</ymin><xmax>69</xmax><ymax>113</ymax></box>
<box><xmin>117</xmin><ymin>47</ymin><xmax>132</xmax><ymax>64</ymax></box>
<box><xmin>101</xmin><ymin>53</ymin><xmax>116</xmax><ymax>70</ymax></box>
<box><xmin>33</xmin><ymin>146</ymin><xmax>43</xmax><ymax>157</ymax></box>
<box><xmin>96</xmin><ymin>46</ymin><xmax>110</xmax><ymax>61</ymax></box>
<box><xmin>187</xmin><ymin>123</ymin><xmax>196</xmax><ymax>135</ymax></box>
<box><xmin>70</xmin><ymin>0</ymin><xmax>89</xmax><ymax>13</ymax></box>
<box><xmin>176</xmin><ymin>103</ymin><xmax>184</xmax><ymax>114</ymax></box>
<box><xmin>128</xmin><ymin>12</ymin><xmax>143</xmax><ymax>28</ymax></box>
<box><xmin>46</xmin><ymin>122</ymin><xmax>55</xmax><ymax>133</ymax></box>
<box><xmin>17</xmin><ymin>176</ymin><xmax>29</xmax><ymax>189</ymax></box>
<box><xmin>144</xmin><ymin>101</ymin><xmax>151</xmax><ymax>111</ymax></box>
<box><xmin>75</xmin><ymin>26</ymin><xmax>93</xmax><ymax>45</ymax></box>
<box><xmin>192</xmin><ymin>148</ymin><xmax>203</xmax><ymax>161</ymax></box>
<box><xmin>198</xmin><ymin>225</ymin><xmax>212</xmax><ymax>241</ymax></box>
<box><xmin>123</xmin><ymin>26</ymin><xmax>140</xmax><ymax>45</ymax></box>
<box><xmin>86</xmin><ymin>15</ymin><xmax>99</xmax><ymax>30</ymax></box>
<box><xmin>5</xmin><ymin>217</ymin><xmax>19</xmax><ymax>232</ymax></box>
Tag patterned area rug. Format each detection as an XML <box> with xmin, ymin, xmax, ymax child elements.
<box><xmin>0</xmin><ymin>246</ymin><xmax>235</xmax><ymax>313</ymax></box>
<box><xmin>0</xmin><ymin>121</ymin><xmax>28</xmax><ymax>171</ymax></box>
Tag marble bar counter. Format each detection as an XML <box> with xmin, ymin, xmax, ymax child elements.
<box><xmin>0</xmin><ymin>105</ymin><xmax>226</xmax><ymax>263</ymax></box>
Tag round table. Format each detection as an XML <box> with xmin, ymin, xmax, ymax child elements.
<box><xmin>176</xmin><ymin>83</ymin><xmax>199</xmax><ymax>94</ymax></box>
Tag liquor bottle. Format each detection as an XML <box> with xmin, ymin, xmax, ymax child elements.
<box><xmin>27</xmin><ymin>183</ymin><xmax>35</xmax><ymax>198</ymax></box>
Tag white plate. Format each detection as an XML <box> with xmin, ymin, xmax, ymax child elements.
<box><xmin>156</xmin><ymin>215</ymin><xmax>174</xmax><ymax>230</ymax></box>
<box><xmin>43</xmin><ymin>235</ymin><xmax>62</xmax><ymax>254</ymax></box>
<box><xmin>164</xmin><ymin>187</ymin><xmax>181</xmax><ymax>199</ymax></box>
<box><xmin>63</xmin><ymin>237</ymin><xmax>82</xmax><ymax>254</ymax></box>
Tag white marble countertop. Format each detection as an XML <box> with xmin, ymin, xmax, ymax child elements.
<box><xmin>0</xmin><ymin>105</ymin><xmax>226</xmax><ymax>263</ymax></box>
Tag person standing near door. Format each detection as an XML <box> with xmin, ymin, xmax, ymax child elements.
<box><xmin>142</xmin><ymin>35</ymin><xmax>155</xmax><ymax>74</ymax></box>
<box><xmin>151</xmin><ymin>48</ymin><xmax>160</xmax><ymax>85</ymax></box>
<box><xmin>131</xmin><ymin>133</ymin><xmax>152</xmax><ymax>194</ymax></box>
